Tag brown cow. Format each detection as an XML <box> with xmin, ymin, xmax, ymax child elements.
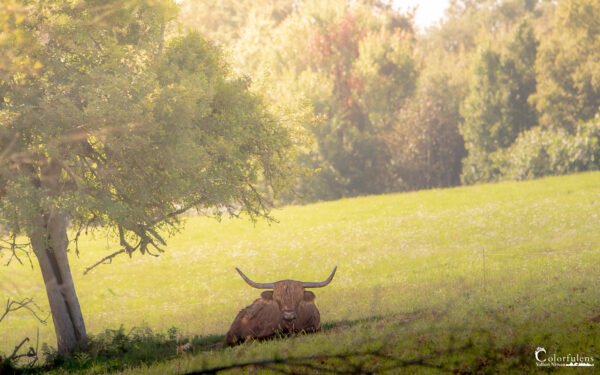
<box><xmin>226</xmin><ymin>266</ymin><xmax>337</xmax><ymax>346</ymax></box>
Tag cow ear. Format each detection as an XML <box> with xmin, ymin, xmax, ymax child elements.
<box><xmin>304</xmin><ymin>291</ymin><xmax>316</xmax><ymax>302</ymax></box>
<box><xmin>261</xmin><ymin>291</ymin><xmax>273</xmax><ymax>300</ymax></box>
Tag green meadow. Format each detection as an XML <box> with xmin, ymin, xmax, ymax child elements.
<box><xmin>1</xmin><ymin>172</ymin><xmax>599</xmax><ymax>373</ymax></box>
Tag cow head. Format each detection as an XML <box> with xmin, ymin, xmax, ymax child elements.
<box><xmin>235</xmin><ymin>266</ymin><xmax>337</xmax><ymax>322</ymax></box>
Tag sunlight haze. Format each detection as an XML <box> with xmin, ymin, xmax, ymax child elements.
<box><xmin>394</xmin><ymin>0</ymin><xmax>449</xmax><ymax>29</ymax></box>
<box><xmin>2</xmin><ymin>0</ymin><xmax>599</xmax><ymax>373</ymax></box>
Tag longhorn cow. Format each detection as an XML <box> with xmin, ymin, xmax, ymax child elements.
<box><xmin>226</xmin><ymin>266</ymin><xmax>337</xmax><ymax>346</ymax></box>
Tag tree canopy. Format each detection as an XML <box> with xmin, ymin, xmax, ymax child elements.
<box><xmin>1</xmin><ymin>0</ymin><xmax>300</xmax><ymax>354</ymax></box>
<box><xmin>177</xmin><ymin>0</ymin><xmax>599</xmax><ymax>196</ymax></box>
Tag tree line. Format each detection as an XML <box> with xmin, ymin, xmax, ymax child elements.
<box><xmin>181</xmin><ymin>0</ymin><xmax>600</xmax><ymax>202</ymax></box>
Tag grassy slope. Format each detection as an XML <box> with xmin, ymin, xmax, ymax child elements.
<box><xmin>1</xmin><ymin>172</ymin><xmax>599</xmax><ymax>372</ymax></box>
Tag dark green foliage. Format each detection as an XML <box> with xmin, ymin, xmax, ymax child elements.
<box><xmin>391</xmin><ymin>72</ymin><xmax>466</xmax><ymax>189</ymax></box>
<box><xmin>460</xmin><ymin>21</ymin><xmax>538</xmax><ymax>183</ymax></box>
<box><xmin>31</xmin><ymin>325</ymin><xmax>223</xmax><ymax>373</ymax></box>
<box><xmin>0</xmin><ymin>356</ymin><xmax>18</xmax><ymax>375</ymax></box>
<box><xmin>494</xmin><ymin>119</ymin><xmax>600</xmax><ymax>180</ymax></box>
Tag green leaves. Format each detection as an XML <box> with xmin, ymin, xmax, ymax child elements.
<box><xmin>532</xmin><ymin>0</ymin><xmax>600</xmax><ymax>131</ymax></box>
<box><xmin>494</xmin><ymin>119</ymin><xmax>600</xmax><ymax>180</ymax></box>
<box><xmin>270</xmin><ymin>3</ymin><xmax>418</xmax><ymax>199</ymax></box>
<box><xmin>0</xmin><ymin>2</ymin><xmax>298</xmax><ymax>259</ymax></box>
<box><xmin>460</xmin><ymin>21</ymin><xmax>538</xmax><ymax>184</ymax></box>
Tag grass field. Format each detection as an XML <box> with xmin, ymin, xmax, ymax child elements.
<box><xmin>1</xmin><ymin>172</ymin><xmax>599</xmax><ymax>373</ymax></box>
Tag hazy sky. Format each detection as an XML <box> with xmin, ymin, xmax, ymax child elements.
<box><xmin>393</xmin><ymin>0</ymin><xmax>450</xmax><ymax>29</ymax></box>
<box><xmin>175</xmin><ymin>0</ymin><xmax>450</xmax><ymax>31</ymax></box>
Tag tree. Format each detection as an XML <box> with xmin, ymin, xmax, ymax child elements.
<box><xmin>0</xmin><ymin>0</ymin><xmax>298</xmax><ymax>355</ymax></box>
<box><xmin>178</xmin><ymin>0</ymin><xmax>294</xmax><ymax>47</ymax></box>
<box><xmin>261</xmin><ymin>1</ymin><xmax>417</xmax><ymax>200</ymax></box>
<box><xmin>532</xmin><ymin>0</ymin><xmax>600</xmax><ymax>132</ymax></box>
<box><xmin>460</xmin><ymin>20</ymin><xmax>538</xmax><ymax>183</ymax></box>
<box><xmin>389</xmin><ymin>72</ymin><xmax>466</xmax><ymax>189</ymax></box>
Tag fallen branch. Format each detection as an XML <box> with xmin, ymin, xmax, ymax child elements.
<box><xmin>9</xmin><ymin>337</ymin><xmax>29</xmax><ymax>359</ymax></box>
<box><xmin>0</xmin><ymin>299</ymin><xmax>44</xmax><ymax>368</ymax></box>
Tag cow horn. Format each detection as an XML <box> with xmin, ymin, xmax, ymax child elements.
<box><xmin>301</xmin><ymin>266</ymin><xmax>337</xmax><ymax>288</ymax></box>
<box><xmin>235</xmin><ymin>268</ymin><xmax>275</xmax><ymax>289</ymax></box>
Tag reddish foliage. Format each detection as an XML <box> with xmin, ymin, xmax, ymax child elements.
<box><xmin>310</xmin><ymin>13</ymin><xmax>363</xmax><ymax>64</ymax></box>
<box><xmin>309</xmin><ymin>13</ymin><xmax>367</xmax><ymax>109</ymax></box>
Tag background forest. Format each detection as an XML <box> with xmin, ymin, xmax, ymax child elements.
<box><xmin>180</xmin><ymin>0</ymin><xmax>600</xmax><ymax>202</ymax></box>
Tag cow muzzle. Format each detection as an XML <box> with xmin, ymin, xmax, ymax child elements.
<box><xmin>282</xmin><ymin>310</ymin><xmax>297</xmax><ymax>321</ymax></box>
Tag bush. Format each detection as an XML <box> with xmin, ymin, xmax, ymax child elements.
<box><xmin>38</xmin><ymin>325</ymin><xmax>178</xmax><ymax>372</ymax></box>
<box><xmin>36</xmin><ymin>325</ymin><xmax>222</xmax><ymax>373</ymax></box>
<box><xmin>492</xmin><ymin>119</ymin><xmax>600</xmax><ymax>180</ymax></box>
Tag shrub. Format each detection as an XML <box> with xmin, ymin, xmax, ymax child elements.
<box><xmin>35</xmin><ymin>325</ymin><xmax>224</xmax><ymax>373</ymax></box>
<box><xmin>40</xmin><ymin>325</ymin><xmax>185</xmax><ymax>372</ymax></box>
<box><xmin>493</xmin><ymin>119</ymin><xmax>600</xmax><ymax>180</ymax></box>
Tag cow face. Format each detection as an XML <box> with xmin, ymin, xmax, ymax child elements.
<box><xmin>260</xmin><ymin>281</ymin><xmax>316</xmax><ymax>322</ymax></box>
<box><xmin>234</xmin><ymin>267</ymin><xmax>336</xmax><ymax>323</ymax></box>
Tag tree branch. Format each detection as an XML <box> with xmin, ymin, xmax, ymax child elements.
<box><xmin>0</xmin><ymin>233</ymin><xmax>33</xmax><ymax>268</ymax></box>
<box><xmin>82</xmin><ymin>194</ymin><xmax>235</xmax><ymax>275</ymax></box>
<box><xmin>9</xmin><ymin>337</ymin><xmax>29</xmax><ymax>359</ymax></box>
<box><xmin>83</xmin><ymin>222</ymin><xmax>163</xmax><ymax>274</ymax></box>
<box><xmin>83</xmin><ymin>248</ymin><xmax>127</xmax><ymax>275</ymax></box>
<box><xmin>148</xmin><ymin>196</ymin><xmax>207</xmax><ymax>226</ymax></box>
<box><xmin>0</xmin><ymin>298</ymin><xmax>48</xmax><ymax>325</ymax></box>
<box><xmin>5</xmin><ymin>334</ymin><xmax>40</xmax><ymax>367</ymax></box>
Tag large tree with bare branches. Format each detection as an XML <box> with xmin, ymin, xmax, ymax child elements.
<box><xmin>0</xmin><ymin>0</ymin><xmax>298</xmax><ymax>355</ymax></box>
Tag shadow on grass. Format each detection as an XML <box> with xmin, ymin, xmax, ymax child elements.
<box><xmin>6</xmin><ymin>312</ymin><xmax>426</xmax><ymax>374</ymax></box>
<box><xmin>8</xmin><ymin>307</ymin><xmax>557</xmax><ymax>374</ymax></box>
<box><xmin>321</xmin><ymin>310</ymin><xmax>422</xmax><ymax>332</ymax></box>
<box><xmin>7</xmin><ymin>326</ymin><xmax>224</xmax><ymax>374</ymax></box>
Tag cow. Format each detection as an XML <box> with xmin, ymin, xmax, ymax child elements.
<box><xmin>225</xmin><ymin>266</ymin><xmax>337</xmax><ymax>346</ymax></box>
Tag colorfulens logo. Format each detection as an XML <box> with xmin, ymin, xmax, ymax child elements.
<box><xmin>535</xmin><ymin>347</ymin><xmax>595</xmax><ymax>367</ymax></box>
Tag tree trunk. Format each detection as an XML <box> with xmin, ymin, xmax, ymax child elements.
<box><xmin>28</xmin><ymin>209</ymin><xmax>87</xmax><ymax>355</ymax></box>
